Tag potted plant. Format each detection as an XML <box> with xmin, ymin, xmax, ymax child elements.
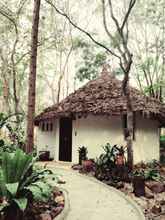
<box><xmin>39</xmin><ymin>145</ymin><xmax>50</xmax><ymax>161</ymax></box>
<box><xmin>114</xmin><ymin>146</ymin><xmax>126</xmax><ymax>166</ymax></box>
<box><xmin>82</xmin><ymin>159</ymin><xmax>95</xmax><ymax>173</ymax></box>
<box><xmin>78</xmin><ymin>146</ymin><xmax>88</xmax><ymax>165</ymax></box>
<box><xmin>132</xmin><ymin>169</ymin><xmax>145</xmax><ymax>197</ymax></box>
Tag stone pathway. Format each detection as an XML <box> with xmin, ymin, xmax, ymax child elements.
<box><xmin>40</xmin><ymin>162</ymin><xmax>145</xmax><ymax>220</ymax></box>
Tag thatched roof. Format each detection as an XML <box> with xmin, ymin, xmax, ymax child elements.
<box><xmin>35</xmin><ymin>68</ymin><xmax>165</xmax><ymax>126</ymax></box>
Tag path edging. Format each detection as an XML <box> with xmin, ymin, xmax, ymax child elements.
<box><xmin>55</xmin><ymin>188</ymin><xmax>70</xmax><ymax>220</ymax></box>
<box><xmin>55</xmin><ymin>167</ymin><xmax>145</xmax><ymax>220</ymax></box>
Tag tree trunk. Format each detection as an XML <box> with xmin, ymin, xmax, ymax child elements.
<box><xmin>2</xmin><ymin>77</ymin><xmax>11</xmax><ymax>113</ymax></box>
<box><xmin>26</xmin><ymin>0</ymin><xmax>41</xmax><ymax>153</ymax></box>
<box><xmin>11</xmin><ymin>26</ymin><xmax>20</xmax><ymax>122</ymax></box>
<box><xmin>122</xmin><ymin>61</ymin><xmax>134</xmax><ymax>171</ymax></box>
<box><xmin>126</xmin><ymin>110</ymin><xmax>133</xmax><ymax>170</ymax></box>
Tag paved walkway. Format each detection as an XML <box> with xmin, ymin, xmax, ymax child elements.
<box><xmin>40</xmin><ymin>162</ymin><xmax>145</xmax><ymax>220</ymax></box>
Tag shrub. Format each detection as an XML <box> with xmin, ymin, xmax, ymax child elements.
<box><xmin>78</xmin><ymin>146</ymin><xmax>88</xmax><ymax>165</ymax></box>
<box><xmin>133</xmin><ymin>161</ymin><xmax>161</xmax><ymax>182</ymax></box>
<box><xmin>144</xmin><ymin>169</ymin><xmax>161</xmax><ymax>181</ymax></box>
<box><xmin>94</xmin><ymin>143</ymin><xmax>128</xmax><ymax>181</ymax></box>
<box><xmin>0</xmin><ymin>112</ymin><xmax>26</xmax><ymax>151</ymax></box>
<box><xmin>0</xmin><ymin>149</ymin><xmax>55</xmax><ymax>219</ymax></box>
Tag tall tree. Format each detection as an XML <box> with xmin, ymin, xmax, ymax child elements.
<box><xmin>0</xmin><ymin>0</ymin><xmax>28</xmax><ymax>118</ymax></box>
<box><xmin>26</xmin><ymin>0</ymin><xmax>41</xmax><ymax>153</ymax></box>
<box><xmin>132</xmin><ymin>0</ymin><xmax>165</xmax><ymax>102</ymax></box>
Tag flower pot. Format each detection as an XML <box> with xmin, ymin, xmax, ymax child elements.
<box><xmin>39</xmin><ymin>151</ymin><xmax>50</xmax><ymax>161</ymax></box>
<box><xmin>82</xmin><ymin>160</ymin><xmax>94</xmax><ymax>172</ymax></box>
<box><xmin>115</xmin><ymin>154</ymin><xmax>125</xmax><ymax>166</ymax></box>
<box><xmin>133</xmin><ymin>176</ymin><xmax>145</xmax><ymax>197</ymax></box>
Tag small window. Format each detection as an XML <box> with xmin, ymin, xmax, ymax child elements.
<box><xmin>41</xmin><ymin>121</ymin><xmax>53</xmax><ymax>132</ymax></box>
<box><xmin>41</xmin><ymin>122</ymin><xmax>45</xmax><ymax>131</ymax></box>
<box><xmin>46</xmin><ymin>123</ymin><xmax>49</xmax><ymax>131</ymax></box>
<box><xmin>50</xmin><ymin>123</ymin><xmax>53</xmax><ymax>131</ymax></box>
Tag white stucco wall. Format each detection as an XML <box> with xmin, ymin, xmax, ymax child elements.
<box><xmin>35</xmin><ymin>120</ymin><xmax>59</xmax><ymax>159</ymax></box>
<box><xmin>72</xmin><ymin>114</ymin><xmax>159</xmax><ymax>164</ymax></box>
<box><xmin>35</xmin><ymin>114</ymin><xmax>160</xmax><ymax>164</ymax></box>
<box><xmin>72</xmin><ymin>115</ymin><xmax>125</xmax><ymax>163</ymax></box>
<box><xmin>133</xmin><ymin>115</ymin><xmax>159</xmax><ymax>163</ymax></box>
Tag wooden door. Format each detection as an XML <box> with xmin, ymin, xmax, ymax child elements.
<box><xmin>59</xmin><ymin>118</ymin><xmax>72</xmax><ymax>161</ymax></box>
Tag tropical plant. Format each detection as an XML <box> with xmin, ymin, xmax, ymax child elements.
<box><xmin>95</xmin><ymin>156</ymin><xmax>107</xmax><ymax>180</ymax></box>
<box><xmin>0</xmin><ymin>112</ymin><xmax>25</xmax><ymax>151</ymax></box>
<box><xmin>100</xmin><ymin>143</ymin><xmax>117</xmax><ymax>167</ymax></box>
<box><xmin>95</xmin><ymin>143</ymin><xmax>128</xmax><ymax>181</ymax></box>
<box><xmin>0</xmin><ymin>113</ymin><xmax>23</xmax><ymax>130</ymax></box>
<box><xmin>0</xmin><ymin>142</ymin><xmax>17</xmax><ymax>164</ymax></box>
<box><xmin>133</xmin><ymin>169</ymin><xmax>145</xmax><ymax>178</ymax></box>
<box><xmin>94</xmin><ymin>143</ymin><xmax>117</xmax><ymax>179</ymax></box>
<box><xmin>78</xmin><ymin>146</ymin><xmax>88</xmax><ymax>165</ymax></box>
<box><xmin>0</xmin><ymin>149</ymin><xmax>55</xmax><ymax>219</ymax></box>
<box><xmin>146</xmin><ymin>160</ymin><xmax>160</xmax><ymax>169</ymax></box>
<box><xmin>144</xmin><ymin>169</ymin><xmax>161</xmax><ymax>181</ymax></box>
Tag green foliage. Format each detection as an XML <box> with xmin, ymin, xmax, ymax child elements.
<box><xmin>160</xmin><ymin>135</ymin><xmax>165</xmax><ymax>142</ymax></box>
<box><xmin>133</xmin><ymin>167</ymin><xmax>161</xmax><ymax>181</ymax></box>
<box><xmin>78</xmin><ymin>146</ymin><xmax>88</xmax><ymax>165</ymax></box>
<box><xmin>0</xmin><ymin>112</ymin><xmax>26</xmax><ymax>153</ymax></box>
<box><xmin>133</xmin><ymin>169</ymin><xmax>145</xmax><ymax>178</ymax></box>
<box><xmin>0</xmin><ymin>149</ymin><xmax>33</xmax><ymax>212</ymax></box>
<box><xmin>100</xmin><ymin>143</ymin><xmax>116</xmax><ymax>166</ymax></box>
<box><xmin>73</xmin><ymin>38</ymin><xmax>107</xmax><ymax>82</ymax></box>
<box><xmin>1</xmin><ymin>149</ymin><xmax>33</xmax><ymax>183</ymax></box>
<box><xmin>144</xmin><ymin>169</ymin><xmax>161</xmax><ymax>181</ymax></box>
<box><xmin>133</xmin><ymin>160</ymin><xmax>162</xmax><ymax>181</ymax></box>
<box><xmin>95</xmin><ymin>143</ymin><xmax>125</xmax><ymax>179</ymax></box>
<box><xmin>0</xmin><ymin>149</ymin><xmax>55</xmax><ymax>215</ymax></box>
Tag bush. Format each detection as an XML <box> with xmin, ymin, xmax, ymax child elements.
<box><xmin>78</xmin><ymin>146</ymin><xmax>88</xmax><ymax>165</ymax></box>
<box><xmin>94</xmin><ymin>143</ymin><xmax>127</xmax><ymax>181</ymax></box>
<box><xmin>0</xmin><ymin>149</ymin><xmax>56</xmax><ymax>219</ymax></box>
<box><xmin>144</xmin><ymin>169</ymin><xmax>161</xmax><ymax>181</ymax></box>
<box><xmin>0</xmin><ymin>112</ymin><xmax>26</xmax><ymax>151</ymax></box>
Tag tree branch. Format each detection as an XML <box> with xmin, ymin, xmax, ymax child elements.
<box><xmin>108</xmin><ymin>0</ymin><xmax>121</xmax><ymax>33</ymax></box>
<box><xmin>101</xmin><ymin>0</ymin><xmax>114</xmax><ymax>40</ymax></box>
<box><xmin>45</xmin><ymin>0</ymin><xmax>121</xmax><ymax>60</ymax></box>
<box><xmin>121</xmin><ymin>0</ymin><xmax>136</xmax><ymax>31</ymax></box>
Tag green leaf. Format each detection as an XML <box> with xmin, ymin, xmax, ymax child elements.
<box><xmin>0</xmin><ymin>202</ymin><xmax>9</xmax><ymax>211</ymax></box>
<box><xmin>2</xmin><ymin>151</ymin><xmax>12</xmax><ymax>183</ymax></box>
<box><xmin>13</xmin><ymin>149</ymin><xmax>33</xmax><ymax>182</ymax></box>
<box><xmin>6</xmin><ymin>182</ymin><xmax>19</xmax><ymax>196</ymax></box>
<box><xmin>13</xmin><ymin>198</ymin><xmax>28</xmax><ymax>211</ymax></box>
<box><xmin>0</xmin><ymin>169</ymin><xmax>7</xmax><ymax>197</ymax></box>
<box><xmin>26</xmin><ymin>181</ymin><xmax>51</xmax><ymax>202</ymax></box>
<box><xmin>26</xmin><ymin>184</ymin><xmax>43</xmax><ymax>201</ymax></box>
<box><xmin>1</xmin><ymin>149</ymin><xmax>33</xmax><ymax>184</ymax></box>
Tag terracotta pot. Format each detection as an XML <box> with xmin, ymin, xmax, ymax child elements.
<box><xmin>115</xmin><ymin>155</ymin><xmax>125</xmax><ymax>166</ymax></box>
<box><xmin>82</xmin><ymin>160</ymin><xmax>94</xmax><ymax>172</ymax></box>
<box><xmin>133</xmin><ymin>176</ymin><xmax>145</xmax><ymax>197</ymax></box>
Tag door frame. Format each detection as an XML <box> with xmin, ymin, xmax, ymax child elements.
<box><xmin>59</xmin><ymin>117</ymin><xmax>72</xmax><ymax>162</ymax></box>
